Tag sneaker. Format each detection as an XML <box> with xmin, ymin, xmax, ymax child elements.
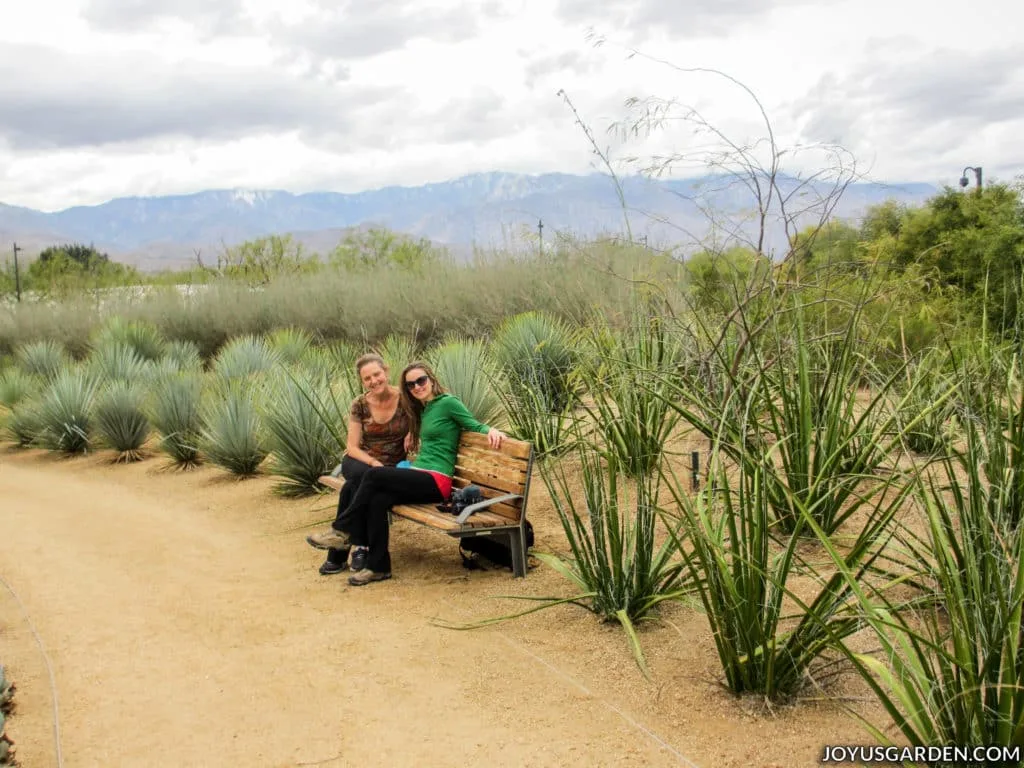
<box><xmin>318</xmin><ymin>558</ymin><xmax>347</xmax><ymax>575</ymax></box>
<box><xmin>350</xmin><ymin>547</ymin><xmax>368</xmax><ymax>572</ymax></box>
<box><xmin>348</xmin><ymin>569</ymin><xmax>391</xmax><ymax>586</ymax></box>
<box><xmin>306</xmin><ymin>528</ymin><xmax>351</xmax><ymax>551</ymax></box>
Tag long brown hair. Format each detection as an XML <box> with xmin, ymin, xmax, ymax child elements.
<box><xmin>399</xmin><ymin>361</ymin><xmax>445</xmax><ymax>445</ymax></box>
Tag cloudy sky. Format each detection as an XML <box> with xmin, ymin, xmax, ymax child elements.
<box><xmin>0</xmin><ymin>0</ymin><xmax>1020</xmax><ymax>211</ymax></box>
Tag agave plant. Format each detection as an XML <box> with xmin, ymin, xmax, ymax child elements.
<box><xmin>15</xmin><ymin>340</ymin><xmax>68</xmax><ymax>382</ymax></box>
<box><xmin>662</xmin><ymin>449</ymin><xmax>912</xmax><ymax>700</ymax></box>
<box><xmin>427</xmin><ymin>336</ymin><xmax>505</xmax><ymax>427</ymax></box>
<box><xmin>893</xmin><ymin>348</ymin><xmax>958</xmax><ymax>455</ymax></box>
<box><xmin>574</xmin><ymin>307</ymin><xmax>686</xmax><ymax>479</ymax></box>
<box><xmin>149</xmin><ymin>371</ymin><xmax>205</xmax><ymax>468</ymax></box>
<box><xmin>91</xmin><ymin>317</ymin><xmax>167</xmax><ymax>361</ymax></box>
<box><xmin>94</xmin><ymin>380</ymin><xmax>151</xmax><ymax>462</ymax></box>
<box><xmin>200</xmin><ymin>379</ymin><xmax>269</xmax><ymax>476</ymax></box>
<box><xmin>266</xmin><ymin>327</ymin><xmax>314</xmax><ymax>366</ymax></box>
<box><xmin>36</xmin><ymin>368</ymin><xmax>100</xmax><ymax>454</ymax></box>
<box><xmin>262</xmin><ymin>369</ymin><xmax>347</xmax><ymax>496</ymax></box>
<box><xmin>211</xmin><ymin>335</ymin><xmax>280</xmax><ymax>380</ymax></box>
<box><xmin>817</xmin><ymin>416</ymin><xmax>1024</xmax><ymax>754</ymax></box>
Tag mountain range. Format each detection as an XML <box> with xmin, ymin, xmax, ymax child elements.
<box><xmin>0</xmin><ymin>172</ymin><xmax>940</xmax><ymax>271</ymax></box>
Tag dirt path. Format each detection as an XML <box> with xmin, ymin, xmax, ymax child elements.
<box><xmin>0</xmin><ymin>447</ymin><xmax>874</xmax><ymax>767</ymax></box>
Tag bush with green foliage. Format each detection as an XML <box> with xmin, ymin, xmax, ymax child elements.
<box><xmin>94</xmin><ymin>380</ymin><xmax>151</xmax><ymax>462</ymax></box>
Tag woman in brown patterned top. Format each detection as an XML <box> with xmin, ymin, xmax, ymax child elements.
<box><xmin>317</xmin><ymin>353</ymin><xmax>411</xmax><ymax>575</ymax></box>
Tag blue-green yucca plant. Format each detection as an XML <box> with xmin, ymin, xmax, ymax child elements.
<box><xmin>262</xmin><ymin>368</ymin><xmax>347</xmax><ymax>496</ymax></box>
<box><xmin>15</xmin><ymin>340</ymin><xmax>68</xmax><ymax>382</ymax></box>
<box><xmin>91</xmin><ymin>317</ymin><xmax>167</xmax><ymax>362</ymax></box>
<box><xmin>200</xmin><ymin>379</ymin><xmax>269</xmax><ymax>476</ymax></box>
<box><xmin>36</xmin><ymin>367</ymin><xmax>100</xmax><ymax>454</ymax></box>
<box><xmin>427</xmin><ymin>335</ymin><xmax>505</xmax><ymax>428</ymax></box>
<box><xmin>211</xmin><ymin>335</ymin><xmax>280</xmax><ymax>380</ymax></box>
<box><xmin>149</xmin><ymin>371</ymin><xmax>205</xmax><ymax>468</ymax></box>
<box><xmin>94</xmin><ymin>380</ymin><xmax>151</xmax><ymax>462</ymax></box>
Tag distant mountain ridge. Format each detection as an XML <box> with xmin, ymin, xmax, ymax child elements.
<box><xmin>0</xmin><ymin>172</ymin><xmax>940</xmax><ymax>270</ymax></box>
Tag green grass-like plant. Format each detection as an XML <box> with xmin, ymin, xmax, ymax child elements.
<box><xmin>94</xmin><ymin>380</ymin><xmax>151</xmax><ymax>462</ymax></box>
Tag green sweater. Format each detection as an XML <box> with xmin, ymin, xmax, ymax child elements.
<box><xmin>411</xmin><ymin>393</ymin><xmax>489</xmax><ymax>476</ymax></box>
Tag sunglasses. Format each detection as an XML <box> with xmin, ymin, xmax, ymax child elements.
<box><xmin>404</xmin><ymin>374</ymin><xmax>430</xmax><ymax>390</ymax></box>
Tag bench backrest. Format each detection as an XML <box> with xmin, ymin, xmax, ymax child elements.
<box><xmin>452</xmin><ymin>432</ymin><xmax>534</xmax><ymax>524</ymax></box>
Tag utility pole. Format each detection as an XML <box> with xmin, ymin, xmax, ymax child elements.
<box><xmin>537</xmin><ymin>219</ymin><xmax>544</xmax><ymax>257</ymax></box>
<box><xmin>12</xmin><ymin>242</ymin><xmax>22</xmax><ymax>302</ymax></box>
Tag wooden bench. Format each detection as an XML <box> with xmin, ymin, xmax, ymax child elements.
<box><xmin>317</xmin><ymin>432</ymin><xmax>535</xmax><ymax>577</ymax></box>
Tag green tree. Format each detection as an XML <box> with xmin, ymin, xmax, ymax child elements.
<box><xmin>328</xmin><ymin>228</ymin><xmax>442</xmax><ymax>272</ymax></box>
<box><xmin>882</xmin><ymin>185</ymin><xmax>1024</xmax><ymax>332</ymax></box>
<box><xmin>222</xmin><ymin>234</ymin><xmax>319</xmax><ymax>285</ymax></box>
<box><xmin>26</xmin><ymin>243</ymin><xmax>139</xmax><ymax>297</ymax></box>
<box><xmin>682</xmin><ymin>246</ymin><xmax>766</xmax><ymax>312</ymax></box>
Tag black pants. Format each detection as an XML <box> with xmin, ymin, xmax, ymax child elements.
<box><xmin>336</xmin><ymin>467</ymin><xmax>444</xmax><ymax>573</ymax></box>
<box><xmin>324</xmin><ymin>456</ymin><xmax>373</xmax><ymax>567</ymax></box>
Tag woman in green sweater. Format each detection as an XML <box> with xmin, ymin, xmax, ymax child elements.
<box><xmin>306</xmin><ymin>361</ymin><xmax>506</xmax><ymax>586</ymax></box>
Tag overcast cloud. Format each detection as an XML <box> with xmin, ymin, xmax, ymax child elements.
<box><xmin>0</xmin><ymin>0</ymin><xmax>1020</xmax><ymax>210</ymax></box>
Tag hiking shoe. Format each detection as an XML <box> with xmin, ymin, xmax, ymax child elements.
<box><xmin>349</xmin><ymin>547</ymin><xmax>368</xmax><ymax>572</ymax></box>
<box><xmin>306</xmin><ymin>528</ymin><xmax>351</xmax><ymax>550</ymax></box>
<box><xmin>319</xmin><ymin>557</ymin><xmax>348</xmax><ymax>573</ymax></box>
<box><xmin>348</xmin><ymin>569</ymin><xmax>391</xmax><ymax>586</ymax></box>
<box><xmin>318</xmin><ymin>549</ymin><xmax>349</xmax><ymax>575</ymax></box>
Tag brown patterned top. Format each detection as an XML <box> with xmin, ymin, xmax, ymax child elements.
<box><xmin>349</xmin><ymin>394</ymin><xmax>410</xmax><ymax>466</ymax></box>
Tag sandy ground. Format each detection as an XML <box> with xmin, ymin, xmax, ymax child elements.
<box><xmin>0</xmin><ymin>444</ymin><xmax>883</xmax><ymax>768</ymax></box>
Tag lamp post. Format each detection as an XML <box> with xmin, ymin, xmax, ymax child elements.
<box><xmin>959</xmin><ymin>166</ymin><xmax>983</xmax><ymax>194</ymax></box>
<box><xmin>12</xmin><ymin>242</ymin><xmax>22</xmax><ymax>302</ymax></box>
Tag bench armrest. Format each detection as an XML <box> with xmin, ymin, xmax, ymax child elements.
<box><xmin>456</xmin><ymin>493</ymin><xmax>523</xmax><ymax>524</ymax></box>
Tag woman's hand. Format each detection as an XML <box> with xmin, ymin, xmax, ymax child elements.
<box><xmin>404</xmin><ymin>433</ymin><xmax>415</xmax><ymax>453</ymax></box>
<box><xmin>486</xmin><ymin>428</ymin><xmax>506</xmax><ymax>450</ymax></box>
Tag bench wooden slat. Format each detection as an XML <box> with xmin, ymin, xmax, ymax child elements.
<box><xmin>392</xmin><ymin>503</ymin><xmax>512</xmax><ymax>530</ymax></box>
<box><xmin>453</xmin><ymin>464</ymin><xmax>527</xmax><ymax>495</ymax></box>
<box><xmin>455</xmin><ymin>444</ymin><xmax>530</xmax><ymax>473</ymax></box>
<box><xmin>459</xmin><ymin>432</ymin><xmax>532</xmax><ymax>460</ymax></box>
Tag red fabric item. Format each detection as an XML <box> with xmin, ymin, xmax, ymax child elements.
<box><xmin>423</xmin><ymin>470</ymin><xmax>452</xmax><ymax>500</ymax></box>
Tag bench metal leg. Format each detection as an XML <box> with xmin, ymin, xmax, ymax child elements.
<box><xmin>508</xmin><ymin>529</ymin><xmax>527</xmax><ymax>578</ymax></box>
